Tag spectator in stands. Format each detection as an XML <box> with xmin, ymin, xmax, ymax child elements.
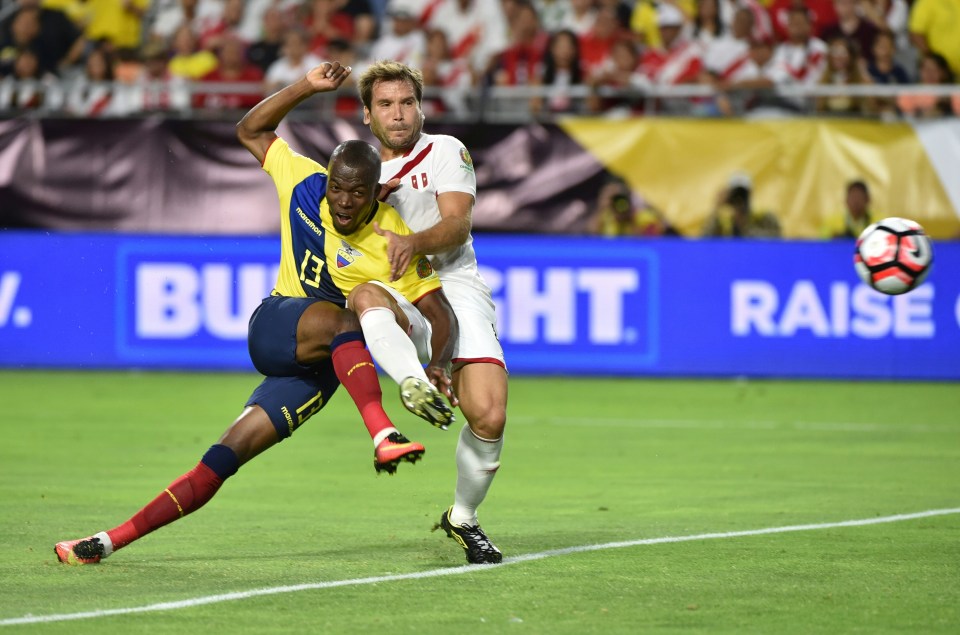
<box><xmin>560</xmin><ymin>0</ymin><xmax>598</xmax><ymax>36</ymax></box>
<box><xmin>897</xmin><ymin>51</ymin><xmax>957</xmax><ymax>118</ymax></box>
<box><xmin>596</xmin><ymin>0</ymin><xmax>635</xmax><ymax>30</ymax></box>
<box><xmin>822</xmin><ymin>179</ymin><xmax>873</xmax><ymax>239</ymax></box>
<box><xmin>867</xmin><ymin>29</ymin><xmax>909</xmax><ymax>117</ymax></box>
<box><xmin>325</xmin><ymin>37</ymin><xmax>362</xmax><ymax>116</ymax></box>
<box><xmin>766</xmin><ymin>7</ymin><xmax>829</xmax><ymax>109</ymax></box>
<box><xmin>199</xmin><ymin>0</ymin><xmax>248</xmax><ymax>50</ymax></box>
<box><xmin>264</xmin><ymin>29</ymin><xmax>323</xmax><ymax>94</ymax></box>
<box><xmin>820</xmin><ymin>0</ymin><xmax>879</xmax><ymax>65</ymax></box>
<box><xmin>533</xmin><ymin>0</ymin><xmax>571</xmax><ymax>33</ymax></box>
<box><xmin>587</xmin><ymin>37</ymin><xmax>644</xmax><ymax>115</ymax></box>
<box><xmin>815</xmin><ymin>36</ymin><xmax>874</xmax><ymax>116</ymax></box>
<box><xmin>123</xmin><ymin>38</ymin><xmax>189</xmax><ymax>112</ymax></box>
<box><xmin>702</xmin><ymin>7</ymin><xmax>753</xmax><ymax>84</ymax></box>
<box><xmin>859</xmin><ymin>0</ymin><xmax>910</xmax><ymax>58</ymax></box>
<box><xmin>334</xmin><ymin>0</ymin><xmax>378</xmax><ymax>57</ymax></box>
<box><xmin>0</xmin><ymin>7</ymin><xmax>41</xmax><ymax>77</ymax></box>
<box><xmin>697</xmin><ymin>7</ymin><xmax>754</xmax><ymax>115</ymax></box>
<box><xmin>717</xmin><ymin>0</ymin><xmax>772</xmax><ymax>43</ymax></box>
<box><xmin>702</xmin><ymin>172</ymin><xmax>781</xmax><ymax>238</ymax></box>
<box><xmin>64</xmin><ymin>44</ymin><xmax>123</xmax><ymax>116</ymax></box>
<box><xmin>908</xmin><ymin>0</ymin><xmax>960</xmax><ymax>79</ymax></box>
<box><xmin>579</xmin><ymin>5</ymin><xmax>631</xmax><ymax>78</ymax></box>
<box><xmin>150</xmin><ymin>0</ymin><xmax>225</xmax><ymax>43</ymax></box>
<box><xmin>589</xmin><ymin>175</ymin><xmax>679</xmax><ymax>237</ymax></box>
<box><xmin>195</xmin><ymin>34</ymin><xmax>264</xmax><ymax>110</ymax></box>
<box><xmin>491</xmin><ymin>0</ymin><xmax>547</xmax><ymax>86</ymax></box>
<box><xmin>630</xmin><ymin>0</ymin><xmax>695</xmax><ymax>51</ymax></box>
<box><xmin>868</xmin><ymin>30</ymin><xmax>910</xmax><ymax>84</ymax></box>
<box><xmin>83</xmin><ymin>0</ymin><xmax>150</xmax><ymax>57</ymax></box>
<box><xmin>768</xmin><ymin>0</ymin><xmax>836</xmax><ymax>42</ymax></box>
<box><xmin>0</xmin><ymin>48</ymin><xmax>51</xmax><ymax>109</ymax></box>
<box><xmin>425</xmin><ymin>0</ymin><xmax>510</xmax><ymax>84</ymax></box>
<box><xmin>168</xmin><ymin>22</ymin><xmax>218</xmax><ymax>79</ymax></box>
<box><xmin>365</xmin><ymin>1</ymin><xmax>426</xmax><ymax>71</ymax></box>
<box><xmin>530</xmin><ymin>28</ymin><xmax>585</xmax><ymax>116</ymax></box>
<box><xmin>303</xmin><ymin>0</ymin><xmax>356</xmax><ymax>57</ymax></box>
<box><xmin>0</xmin><ymin>0</ymin><xmax>84</xmax><ymax>76</ymax></box>
<box><xmin>420</xmin><ymin>27</ymin><xmax>472</xmax><ymax>115</ymax></box>
<box><xmin>693</xmin><ymin>0</ymin><xmax>724</xmax><ymax>48</ymax></box>
<box><xmin>638</xmin><ymin>3</ymin><xmax>703</xmax><ymax>91</ymax></box>
<box><xmin>246</xmin><ymin>6</ymin><xmax>285</xmax><ymax>75</ymax></box>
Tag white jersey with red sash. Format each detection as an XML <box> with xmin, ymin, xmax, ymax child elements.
<box><xmin>768</xmin><ymin>38</ymin><xmax>828</xmax><ymax>86</ymax></box>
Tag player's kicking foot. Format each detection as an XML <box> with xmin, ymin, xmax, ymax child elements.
<box><xmin>374</xmin><ymin>432</ymin><xmax>425</xmax><ymax>475</ymax></box>
<box><xmin>436</xmin><ymin>506</ymin><xmax>503</xmax><ymax>564</ymax></box>
<box><xmin>55</xmin><ymin>536</ymin><xmax>105</xmax><ymax>565</ymax></box>
<box><xmin>399</xmin><ymin>377</ymin><xmax>455</xmax><ymax>430</ymax></box>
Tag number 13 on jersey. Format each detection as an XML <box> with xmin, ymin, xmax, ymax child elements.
<box><xmin>299</xmin><ymin>248</ymin><xmax>324</xmax><ymax>288</ymax></box>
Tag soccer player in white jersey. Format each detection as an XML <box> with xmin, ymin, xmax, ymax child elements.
<box><xmin>353</xmin><ymin>61</ymin><xmax>508</xmax><ymax>565</ymax></box>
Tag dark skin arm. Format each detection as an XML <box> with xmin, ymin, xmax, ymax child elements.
<box><xmin>236</xmin><ymin>61</ymin><xmax>352</xmax><ymax>163</ymax></box>
<box><xmin>413</xmin><ymin>289</ymin><xmax>460</xmax><ymax>406</ymax></box>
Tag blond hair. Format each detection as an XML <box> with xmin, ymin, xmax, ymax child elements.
<box><xmin>357</xmin><ymin>60</ymin><xmax>424</xmax><ymax>111</ymax></box>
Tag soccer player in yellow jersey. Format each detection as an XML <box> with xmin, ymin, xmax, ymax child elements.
<box><xmin>54</xmin><ymin>62</ymin><xmax>460</xmax><ymax>566</ymax></box>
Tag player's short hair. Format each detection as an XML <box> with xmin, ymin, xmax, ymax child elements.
<box><xmin>357</xmin><ymin>60</ymin><xmax>424</xmax><ymax>111</ymax></box>
<box><xmin>329</xmin><ymin>139</ymin><xmax>381</xmax><ymax>186</ymax></box>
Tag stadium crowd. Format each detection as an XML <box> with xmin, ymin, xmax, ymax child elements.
<box><xmin>0</xmin><ymin>0</ymin><xmax>958</xmax><ymax>118</ymax></box>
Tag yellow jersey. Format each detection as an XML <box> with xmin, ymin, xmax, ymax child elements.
<box><xmin>263</xmin><ymin>137</ymin><xmax>441</xmax><ymax>305</ymax></box>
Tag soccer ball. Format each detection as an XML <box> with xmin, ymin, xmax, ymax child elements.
<box><xmin>853</xmin><ymin>217</ymin><xmax>933</xmax><ymax>295</ymax></box>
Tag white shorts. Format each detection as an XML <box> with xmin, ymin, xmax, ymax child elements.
<box><xmin>440</xmin><ymin>278</ymin><xmax>506</xmax><ymax>369</ymax></box>
<box><xmin>369</xmin><ymin>278</ymin><xmax>506</xmax><ymax>370</ymax></box>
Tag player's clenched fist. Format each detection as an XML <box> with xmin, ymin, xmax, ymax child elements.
<box><xmin>305</xmin><ymin>62</ymin><xmax>352</xmax><ymax>93</ymax></box>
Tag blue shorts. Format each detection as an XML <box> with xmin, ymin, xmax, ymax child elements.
<box><xmin>248</xmin><ymin>295</ymin><xmax>331</xmax><ymax>377</ymax></box>
<box><xmin>245</xmin><ymin>371</ymin><xmax>340</xmax><ymax>439</ymax></box>
<box><xmin>245</xmin><ymin>295</ymin><xmax>341</xmax><ymax>439</ymax></box>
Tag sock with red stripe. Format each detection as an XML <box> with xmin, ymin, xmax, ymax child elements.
<box><xmin>105</xmin><ymin>444</ymin><xmax>239</xmax><ymax>553</ymax></box>
<box><xmin>331</xmin><ymin>332</ymin><xmax>397</xmax><ymax>446</ymax></box>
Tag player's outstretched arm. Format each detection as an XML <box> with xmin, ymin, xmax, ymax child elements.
<box><xmin>236</xmin><ymin>61</ymin><xmax>352</xmax><ymax>164</ymax></box>
<box><xmin>414</xmin><ymin>289</ymin><xmax>459</xmax><ymax>406</ymax></box>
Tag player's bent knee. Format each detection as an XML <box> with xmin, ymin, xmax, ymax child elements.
<box><xmin>466</xmin><ymin>406</ymin><xmax>507</xmax><ymax>440</ymax></box>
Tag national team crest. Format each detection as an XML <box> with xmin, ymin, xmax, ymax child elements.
<box><xmin>459</xmin><ymin>147</ymin><xmax>474</xmax><ymax>172</ymax></box>
<box><xmin>415</xmin><ymin>256</ymin><xmax>434</xmax><ymax>278</ymax></box>
<box><xmin>337</xmin><ymin>240</ymin><xmax>363</xmax><ymax>268</ymax></box>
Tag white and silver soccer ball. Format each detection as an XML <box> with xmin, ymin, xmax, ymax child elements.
<box><xmin>853</xmin><ymin>217</ymin><xmax>933</xmax><ymax>295</ymax></box>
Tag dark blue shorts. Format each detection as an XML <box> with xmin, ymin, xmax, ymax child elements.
<box><xmin>245</xmin><ymin>296</ymin><xmax>341</xmax><ymax>439</ymax></box>
<box><xmin>248</xmin><ymin>295</ymin><xmax>329</xmax><ymax>377</ymax></box>
<box><xmin>245</xmin><ymin>370</ymin><xmax>340</xmax><ymax>439</ymax></box>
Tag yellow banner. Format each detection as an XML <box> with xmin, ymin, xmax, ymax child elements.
<box><xmin>560</xmin><ymin>118</ymin><xmax>960</xmax><ymax>239</ymax></box>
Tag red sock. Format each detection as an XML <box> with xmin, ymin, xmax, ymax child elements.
<box><xmin>107</xmin><ymin>462</ymin><xmax>223</xmax><ymax>550</ymax></box>
<box><xmin>331</xmin><ymin>339</ymin><xmax>394</xmax><ymax>442</ymax></box>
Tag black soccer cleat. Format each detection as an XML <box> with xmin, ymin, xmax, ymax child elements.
<box><xmin>374</xmin><ymin>432</ymin><xmax>425</xmax><ymax>475</ymax></box>
<box><xmin>399</xmin><ymin>377</ymin><xmax>455</xmax><ymax>430</ymax></box>
<box><xmin>435</xmin><ymin>506</ymin><xmax>502</xmax><ymax>564</ymax></box>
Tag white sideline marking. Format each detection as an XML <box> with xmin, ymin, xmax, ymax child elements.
<box><xmin>4</xmin><ymin>508</ymin><xmax>958</xmax><ymax>627</ymax></box>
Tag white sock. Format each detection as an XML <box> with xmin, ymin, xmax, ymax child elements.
<box><xmin>372</xmin><ymin>426</ymin><xmax>399</xmax><ymax>448</ymax></box>
<box><xmin>359</xmin><ymin>307</ymin><xmax>430</xmax><ymax>385</ymax></box>
<box><xmin>450</xmin><ymin>424</ymin><xmax>503</xmax><ymax>527</ymax></box>
<box><xmin>93</xmin><ymin>531</ymin><xmax>114</xmax><ymax>558</ymax></box>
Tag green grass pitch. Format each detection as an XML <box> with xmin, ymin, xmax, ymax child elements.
<box><xmin>1</xmin><ymin>370</ymin><xmax>958</xmax><ymax>633</ymax></box>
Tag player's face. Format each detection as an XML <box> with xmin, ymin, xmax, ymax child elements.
<box><xmin>326</xmin><ymin>159</ymin><xmax>378</xmax><ymax>235</ymax></box>
<box><xmin>363</xmin><ymin>79</ymin><xmax>424</xmax><ymax>157</ymax></box>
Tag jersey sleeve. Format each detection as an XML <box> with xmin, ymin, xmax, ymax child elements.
<box><xmin>431</xmin><ymin>135</ymin><xmax>477</xmax><ymax>197</ymax></box>
<box><xmin>262</xmin><ymin>137</ymin><xmax>328</xmax><ymax>191</ymax></box>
